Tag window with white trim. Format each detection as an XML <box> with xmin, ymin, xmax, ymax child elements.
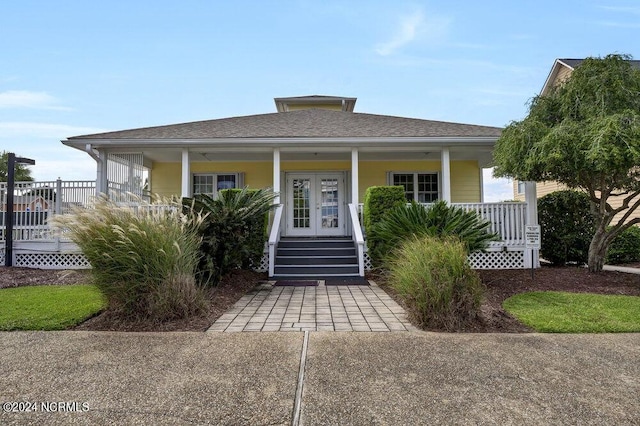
<box><xmin>516</xmin><ymin>180</ymin><xmax>526</xmax><ymax>195</ymax></box>
<box><xmin>390</xmin><ymin>172</ymin><xmax>439</xmax><ymax>202</ymax></box>
<box><xmin>192</xmin><ymin>173</ymin><xmax>243</xmax><ymax>198</ymax></box>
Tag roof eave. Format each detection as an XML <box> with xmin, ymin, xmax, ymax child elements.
<box><xmin>63</xmin><ymin>136</ymin><xmax>499</xmax><ymax>151</ymax></box>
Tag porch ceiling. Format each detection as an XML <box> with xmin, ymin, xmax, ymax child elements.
<box><xmin>135</xmin><ymin>147</ymin><xmax>493</xmax><ymax>167</ymax></box>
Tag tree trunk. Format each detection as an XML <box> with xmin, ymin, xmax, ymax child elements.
<box><xmin>587</xmin><ymin>228</ymin><xmax>609</xmax><ymax>272</ymax></box>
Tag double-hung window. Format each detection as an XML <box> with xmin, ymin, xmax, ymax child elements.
<box><xmin>192</xmin><ymin>173</ymin><xmax>243</xmax><ymax>198</ymax></box>
<box><xmin>390</xmin><ymin>172</ymin><xmax>439</xmax><ymax>202</ymax></box>
<box><xmin>516</xmin><ymin>180</ymin><xmax>526</xmax><ymax>195</ymax></box>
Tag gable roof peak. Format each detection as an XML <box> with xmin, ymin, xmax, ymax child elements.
<box><xmin>274</xmin><ymin>95</ymin><xmax>357</xmax><ymax>112</ymax></box>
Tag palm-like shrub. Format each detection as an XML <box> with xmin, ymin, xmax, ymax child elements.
<box><xmin>368</xmin><ymin>200</ymin><xmax>497</xmax><ymax>265</ymax></box>
<box><xmin>184</xmin><ymin>187</ymin><xmax>277</xmax><ymax>286</ymax></box>
<box><xmin>51</xmin><ymin>196</ymin><xmax>207</xmax><ymax>321</ymax></box>
<box><xmin>389</xmin><ymin>236</ymin><xmax>484</xmax><ymax>330</ymax></box>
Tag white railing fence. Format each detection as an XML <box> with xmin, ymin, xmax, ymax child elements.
<box><xmin>1</xmin><ymin>180</ymin><xmax>96</xmax><ymax>241</ymax></box>
<box><xmin>357</xmin><ymin>201</ymin><xmax>527</xmax><ymax>246</ymax></box>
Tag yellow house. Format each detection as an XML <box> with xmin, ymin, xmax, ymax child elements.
<box><xmin>63</xmin><ymin>95</ymin><xmax>538</xmax><ymax>277</ymax></box>
<box><xmin>514</xmin><ymin>58</ymin><xmax>640</xmax><ymax>225</ymax></box>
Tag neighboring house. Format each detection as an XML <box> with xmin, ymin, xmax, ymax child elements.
<box><xmin>514</xmin><ymin>58</ymin><xmax>640</xmax><ymax>223</ymax></box>
<box><xmin>1</xmin><ymin>195</ymin><xmax>49</xmax><ymax>212</ymax></box>
<box><xmin>61</xmin><ymin>95</ymin><xmax>538</xmax><ymax>276</ymax></box>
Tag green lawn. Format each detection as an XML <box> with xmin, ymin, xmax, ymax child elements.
<box><xmin>0</xmin><ymin>285</ymin><xmax>106</xmax><ymax>331</ymax></box>
<box><xmin>503</xmin><ymin>291</ymin><xmax>640</xmax><ymax>333</ymax></box>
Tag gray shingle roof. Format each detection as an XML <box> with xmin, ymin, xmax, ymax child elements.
<box><xmin>69</xmin><ymin>109</ymin><xmax>501</xmax><ymax>140</ymax></box>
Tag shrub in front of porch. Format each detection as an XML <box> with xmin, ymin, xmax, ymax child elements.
<box><xmin>368</xmin><ymin>201</ymin><xmax>496</xmax><ymax>265</ymax></box>
<box><xmin>183</xmin><ymin>187</ymin><xmax>277</xmax><ymax>286</ymax></box>
<box><xmin>389</xmin><ymin>235</ymin><xmax>484</xmax><ymax>331</ymax></box>
<box><xmin>51</xmin><ymin>196</ymin><xmax>207</xmax><ymax>321</ymax></box>
<box><xmin>363</xmin><ymin>186</ymin><xmax>406</xmax><ymax>261</ymax></box>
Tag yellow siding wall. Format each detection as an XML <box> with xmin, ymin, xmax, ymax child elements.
<box><xmin>450</xmin><ymin>161</ymin><xmax>481</xmax><ymax>203</ymax></box>
<box><xmin>151</xmin><ymin>159</ymin><xmax>481</xmax><ymax>203</ymax></box>
<box><xmin>151</xmin><ymin>161</ymin><xmax>272</xmax><ymax>198</ymax></box>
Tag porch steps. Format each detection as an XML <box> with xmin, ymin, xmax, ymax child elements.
<box><xmin>273</xmin><ymin>237</ymin><xmax>360</xmax><ymax>278</ymax></box>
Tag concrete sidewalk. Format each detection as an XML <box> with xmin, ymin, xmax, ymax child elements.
<box><xmin>1</xmin><ymin>331</ymin><xmax>638</xmax><ymax>425</ymax></box>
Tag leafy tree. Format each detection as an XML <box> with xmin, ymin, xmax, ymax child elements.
<box><xmin>493</xmin><ymin>54</ymin><xmax>640</xmax><ymax>272</ymax></box>
<box><xmin>0</xmin><ymin>151</ymin><xmax>34</xmax><ymax>182</ymax></box>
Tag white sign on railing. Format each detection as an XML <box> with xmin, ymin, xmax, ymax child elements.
<box><xmin>525</xmin><ymin>225</ymin><xmax>541</xmax><ymax>249</ymax></box>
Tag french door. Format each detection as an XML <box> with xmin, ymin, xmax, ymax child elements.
<box><xmin>285</xmin><ymin>173</ymin><xmax>345</xmax><ymax>236</ymax></box>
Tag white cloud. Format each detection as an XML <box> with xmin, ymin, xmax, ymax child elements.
<box><xmin>0</xmin><ymin>90</ymin><xmax>71</xmax><ymax>110</ymax></box>
<box><xmin>483</xmin><ymin>168</ymin><xmax>515</xmax><ymax>202</ymax></box>
<box><xmin>375</xmin><ymin>9</ymin><xmax>450</xmax><ymax>56</ymax></box>
<box><xmin>596</xmin><ymin>20</ymin><xmax>640</xmax><ymax>28</ymax></box>
<box><xmin>0</xmin><ymin>122</ymin><xmax>107</xmax><ymax>139</ymax></box>
<box><xmin>598</xmin><ymin>5</ymin><xmax>640</xmax><ymax>15</ymax></box>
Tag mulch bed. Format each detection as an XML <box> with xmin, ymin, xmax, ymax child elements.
<box><xmin>1</xmin><ymin>265</ymin><xmax>639</xmax><ymax>333</ymax></box>
<box><xmin>371</xmin><ymin>265</ymin><xmax>640</xmax><ymax>333</ymax></box>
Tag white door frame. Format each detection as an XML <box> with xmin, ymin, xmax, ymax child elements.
<box><xmin>285</xmin><ymin>172</ymin><xmax>346</xmax><ymax>237</ymax></box>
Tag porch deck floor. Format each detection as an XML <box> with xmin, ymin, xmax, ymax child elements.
<box><xmin>207</xmin><ymin>281</ymin><xmax>417</xmax><ymax>332</ymax></box>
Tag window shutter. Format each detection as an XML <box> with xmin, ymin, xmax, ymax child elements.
<box><xmin>237</xmin><ymin>172</ymin><xmax>245</xmax><ymax>188</ymax></box>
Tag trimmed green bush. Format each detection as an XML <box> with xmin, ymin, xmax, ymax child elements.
<box><xmin>51</xmin><ymin>196</ymin><xmax>207</xmax><ymax>321</ymax></box>
<box><xmin>606</xmin><ymin>225</ymin><xmax>640</xmax><ymax>265</ymax></box>
<box><xmin>363</xmin><ymin>186</ymin><xmax>406</xmax><ymax>231</ymax></box>
<box><xmin>538</xmin><ymin>190</ymin><xmax>596</xmax><ymax>266</ymax></box>
<box><xmin>363</xmin><ymin>186</ymin><xmax>406</xmax><ymax>261</ymax></box>
<box><xmin>184</xmin><ymin>187</ymin><xmax>277</xmax><ymax>286</ymax></box>
<box><xmin>389</xmin><ymin>236</ymin><xmax>484</xmax><ymax>331</ymax></box>
<box><xmin>368</xmin><ymin>200</ymin><xmax>496</xmax><ymax>265</ymax></box>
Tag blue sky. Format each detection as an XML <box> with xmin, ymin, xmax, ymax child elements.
<box><xmin>1</xmin><ymin>1</ymin><xmax>638</xmax><ymax>200</ymax></box>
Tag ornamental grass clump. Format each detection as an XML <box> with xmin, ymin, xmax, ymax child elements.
<box><xmin>51</xmin><ymin>196</ymin><xmax>207</xmax><ymax>321</ymax></box>
<box><xmin>389</xmin><ymin>236</ymin><xmax>484</xmax><ymax>331</ymax></box>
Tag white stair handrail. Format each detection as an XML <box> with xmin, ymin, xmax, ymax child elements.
<box><xmin>348</xmin><ymin>203</ymin><xmax>365</xmax><ymax>277</ymax></box>
<box><xmin>268</xmin><ymin>204</ymin><xmax>284</xmax><ymax>277</ymax></box>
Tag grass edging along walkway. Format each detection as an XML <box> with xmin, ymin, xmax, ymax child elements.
<box><xmin>0</xmin><ymin>285</ymin><xmax>106</xmax><ymax>331</ymax></box>
<box><xmin>503</xmin><ymin>291</ymin><xmax>640</xmax><ymax>333</ymax></box>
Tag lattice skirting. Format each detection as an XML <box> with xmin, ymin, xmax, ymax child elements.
<box><xmin>13</xmin><ymin>252</ymin><xmax>92</xmax><ymax>270</ymax></box>
<box><xmin>468</xmin><ymin>250</ymin><xmax>525</xmax><ymax>269</ymax></box>
<box><xmin>254</xmin><ymin>252</ymin><xmax>269</xmax><ymax>273</ymax></box>
<box><xmin>364</xmin><ymin>250</ymin><xmax>526</xmax><ymax>270</ymax></box>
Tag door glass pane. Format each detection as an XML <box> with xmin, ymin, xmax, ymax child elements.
<box><xmin>320</xmin><ymin>178</ymin><xmax>339</xmax><ymax>229</ymax></box>
<box><xmin>292</xmin><ymin>179</ymin><xmax>311</xmax><ymax>228</ymax></box>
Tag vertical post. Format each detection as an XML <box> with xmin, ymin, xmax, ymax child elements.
<box><xmin>5</xmin><ymin>153</ymin><xmax>16</xmax><ymax>266</ymax></box>
<box><xmin>55</xmin><ymin>178</ymin><xmax>63</xmax><ymax>249</ymax></box>
<box><xmin>524</xmin><ymin>181</ymin><xmax>539</xmax><ymax>268</ymax></box>
<box><xmin>97</xmin><ymin>150</ymin><xmax>108</xmax><ymax>196</ymax></box>
<box><xmin>181</xmin><ymin>149</ymin><xmax>191</xmax><ymax>199</ymax></box>
<box><xmin>351</xmin><ymin>147</ymin><xmax>359</xmax><ymax>204</ymax></box>
<box><xmin>273</xmin><ymin>148</ymin><xmax>281</xmax><ymax>204</ymax></box>
<box><xmin>441</xmin><ymin>147</ymin><xmax>451</xmax><ymax>203</ymax></box>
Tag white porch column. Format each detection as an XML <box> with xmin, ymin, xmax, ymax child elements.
<box><xmin>441</xmin><ymin>147</ymin><xmax>451</xmax><ymax>202</ymax></box>
<box><xmin>181</xmin><ymin>149</ymin><xmax>191</xmax><ymax>199</ymax></box>
<box><xmin>273</xmin><ymin>148</ymin><xmax>281</xmax><ymax>204</ymax></box>
<box><xmin>351</xmin><ymin>147</ymin><xmax>359</xmax><ymax>204</ymax></box>
<box><xmin>524</xmin><ymin>181</ymin><xmax>540</xmax><ymax>268</ymax></box>
<box><xmin>97</xmin><ymin>151</ymin><xmax>108</xmax><ymax>195</ymax></box>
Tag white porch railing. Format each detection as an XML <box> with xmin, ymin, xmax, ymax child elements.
<box><xmin>357</xmin><ymin>201</ymin><xmax>527</xmax><ymax>247</ymax></box>
<box><xmin>348</xmin><ymin>203</ymin><xmax>365</xmax><ymax>277</ymax></box>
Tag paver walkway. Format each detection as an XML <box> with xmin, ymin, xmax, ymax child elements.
<box><xmin>208</xmin><ymin>281</ymin><xmax>416</xmax><ymax>332</ymax></box>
